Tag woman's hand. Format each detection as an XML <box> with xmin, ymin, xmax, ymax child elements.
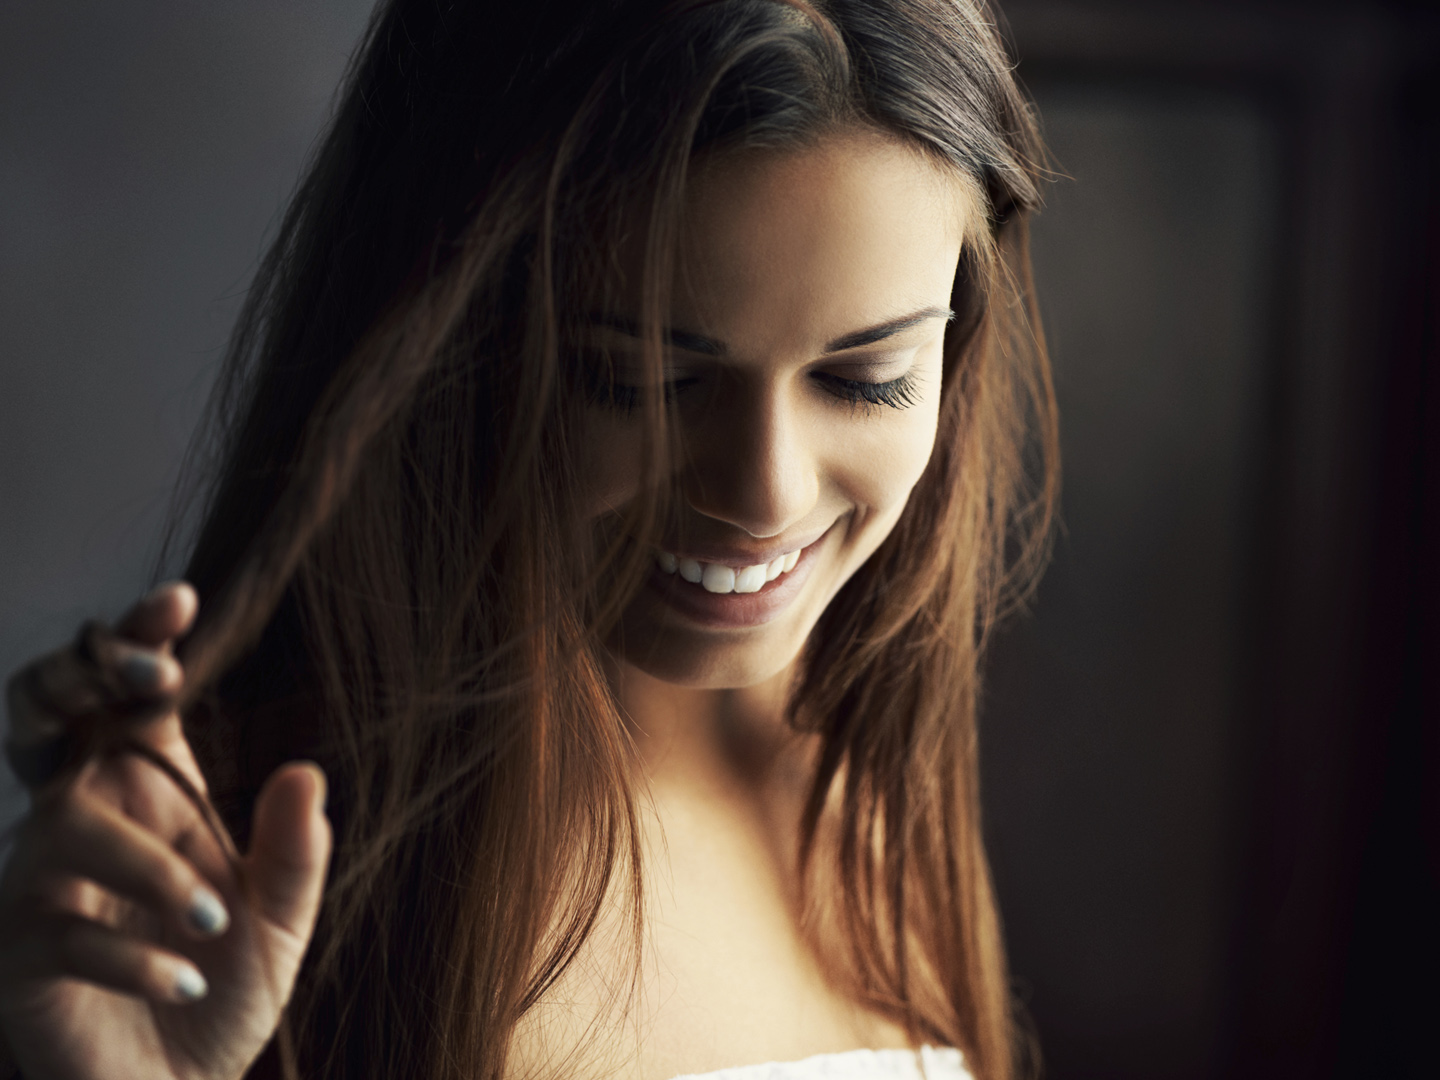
<box><xmin>0</xmin><ymin>583</ymin><xmax>332</xmax><ymax>1080</ymax></box>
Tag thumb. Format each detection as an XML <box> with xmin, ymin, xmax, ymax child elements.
<box><xmin>245</xmin><ymin>762</ymin><xmax>331</xmax><ymax>941</ymax></box>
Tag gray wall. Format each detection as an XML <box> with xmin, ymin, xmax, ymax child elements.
<box><xmin>0</xmin><ymin>1</ymin><xmax>378</xmax><ymax>827</ymax></box>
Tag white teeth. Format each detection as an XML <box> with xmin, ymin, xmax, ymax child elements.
<box><xmin>734</xmin><ymin>564</ymin><xmax>767</xmax><ymax>594</ymax></box>
<box><xmin>655</xmin><ymin>546</ymin><xmax>804</xmax><ymax>594</ymax></box>
<box><xmin>701</xmin><ymin>564</ymin><xmax>735</xmax><ymax>593</ymax></box>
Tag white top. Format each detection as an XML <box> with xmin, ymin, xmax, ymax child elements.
<box><xmin>667</xmin><ymin>1047</ymin><xmax>971</xmax><ymax>1080</ymax></box>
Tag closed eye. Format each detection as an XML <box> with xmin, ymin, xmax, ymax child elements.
<box><xmin>812</xmin><ymin>370</ymin><xmax>921</xmax><ymax>410</ymax></box>
<box><xmin>581</xmin><ymin>350</ymin><xmax>921</xmax><ymax>414</ymax></box>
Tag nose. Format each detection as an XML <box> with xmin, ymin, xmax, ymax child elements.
<box><xmin>681</xmin><ymin>377</ymin><xmax>819</xmax><ymax>539</ymax></box>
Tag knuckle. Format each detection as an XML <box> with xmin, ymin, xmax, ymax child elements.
<box><xmin>36</xmin><ymin>875</ymin><xmax>96</xmax><ymax>917</ymax></box>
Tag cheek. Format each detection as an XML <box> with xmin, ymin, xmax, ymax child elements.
<box><xmin>826</xmin><ymin>392</ymin><xmax>942</xmax><ymax>522</ymax></box>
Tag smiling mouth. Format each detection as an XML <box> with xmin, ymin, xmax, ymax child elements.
<box><xmin>641</xmin><ymin>529</ymin><xmax>830</xmax><ymax>630</ymax></box>
<box><xmin>654</xmin><ymin>547</ymin><xmax>803</xmax><ymax>594</ymax></box>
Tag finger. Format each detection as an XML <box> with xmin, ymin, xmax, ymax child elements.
<box><xmin>5</xmin><ymin>638</ymin><xmax>180</xmax><ymax>746</ymax></box>
<box><xmin>114</xmin><ymin>581</ymin><xmax>199</xmax><ymax>650</ymax></box>
<box><xmin>19</xmin><ymin>795</ymin><xmax>230</xmax><ymax>940</ymax></box>
<box><xmin>96</xmin><ymin>639</ymin><xmax>184</xmax><ymax>699</ymax></box>
<box><xmin>246</xmin><ymin>763</ymin><xmax>330</xmax><ymax>941</ymax></box>
<box><xmin>13</xmin><ymin>912</ymin><xmax>210</xmax><ymax>1005</ymax></box>
<box><xmin>79</xmin><ymin>629</ymin><xmax>184</xmax><ymax>703</ymax></box>
<box><xmin>4</xmin><ymin>583</ymin><xmax>195</xmax><ymax>737</ymax></box>
<box><xmin>105</xmin><ymin>726</ymin><xmax>210</xmax><ymax>801</ymax></box>
<box><xmin>24</xmin><ymin>872</ymin><xmax>113</xmax><ymax>925</ymax></box>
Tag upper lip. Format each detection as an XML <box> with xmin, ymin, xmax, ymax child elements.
<box><xmin>655</xmin><ymin>524</ymin><xmax>833</xmax><ymax>568</ymax></box>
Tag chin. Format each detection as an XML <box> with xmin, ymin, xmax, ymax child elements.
<box><xmin>608</xmin><ymin>618</ymin><xmax>808</xmax><ymax>690</ymax></box>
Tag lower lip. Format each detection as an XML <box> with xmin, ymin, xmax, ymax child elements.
<box><xmin>644</xmin><ymin>536</ymin><xmax>826</xmax><ymax>629</ymax></box>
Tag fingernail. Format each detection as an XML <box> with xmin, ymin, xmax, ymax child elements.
<box><xmin>174</xmin><ymin>965</ymin><xmax>208</xmax><ymax>1003</ymax></box>
<box><xmin>188</xmin><ymin>886</ymin><xmax>230</xmax><ymax>936</ymax></box>
<box><xmin>119</xmin><ymin>653</ymin><xmax>163</xmax><ymax>691</ymax></box>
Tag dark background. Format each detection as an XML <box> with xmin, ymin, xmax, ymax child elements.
<box><xmin>1</xmin><ymin>2</ymin><xmax>1436</xmax><ymax>1078</ymax></box>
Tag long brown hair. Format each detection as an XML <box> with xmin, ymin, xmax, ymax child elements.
<box><xmin>165</xmin><ymin>2</ymin><xmax>1056</xmax><ymax>1078</ymax></box>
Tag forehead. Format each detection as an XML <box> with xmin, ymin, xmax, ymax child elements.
<box><xmin>658</xmin><ymin>131</ymin><xmax>974</xmax><ymax>360</ymax></box>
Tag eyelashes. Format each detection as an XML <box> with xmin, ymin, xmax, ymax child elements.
<box><xmin>812</xmin><ymin>371</ymin><xmax>921</xmax><ymax>411</ymax></box>
<box><xmin>591</xmin><ymin>369</ymin><xmax>921</xmax><ymax>413</ymax></box>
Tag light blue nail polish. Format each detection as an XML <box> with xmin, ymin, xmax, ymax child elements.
<box><xmin>119</xmin><ymin>653</ymin><xmax>163</xmax><ymax>690</ymax></box>
<box><xmin>175</xmin><ymin>966</ymin><xmax>208</xmax><ymax>1003</ymax></box>
<box><xmin>188</xmin><ymin>887</ymin><xmax>230</xmax><ymax>936</ymax></box>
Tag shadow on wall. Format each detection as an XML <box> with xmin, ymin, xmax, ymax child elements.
<box><xmin>986</xmin><ymin>81</ymin><xmax>1277</xmax><ymax>1080</ymax></box>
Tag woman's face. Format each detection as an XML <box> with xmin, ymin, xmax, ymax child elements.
<box><xmin>580</xmin><ymin>130</ymin><xmax>974</xmax><ymax>689</ymax></box>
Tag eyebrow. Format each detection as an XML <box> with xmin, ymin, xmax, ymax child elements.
<box><xmin>823</xmin><ymin>306</ymin><xmax>956</xmax><ymax>352</ymax></box>
<box><xmin>587</xmin><ymin>305</ymin><xmax>955</xmax><ymax>357</ymax></box>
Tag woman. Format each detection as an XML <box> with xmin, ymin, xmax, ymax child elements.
<box><xmin>0</xmin><ymin>1</ymin><xmax>1056</xmax><ymax>1078</ymax></box>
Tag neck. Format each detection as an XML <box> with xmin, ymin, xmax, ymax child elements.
<box><xmin>607</xmin><ymin>657</ymin><xmax>805</xmax><ymax>799</ymax></box>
